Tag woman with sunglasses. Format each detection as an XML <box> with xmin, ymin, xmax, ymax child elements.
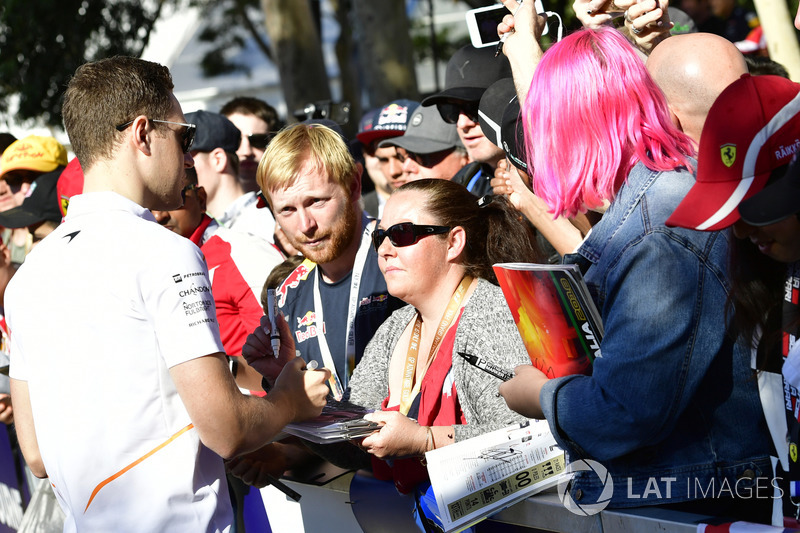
<box><xmin>340</xmin><ymin>178</ymin><xmax>542</xmax><ymax>527</ymax></box>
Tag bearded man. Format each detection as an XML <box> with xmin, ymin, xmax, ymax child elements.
<box><xmin>258</xmin><ymin>124</ymin><xmax>403</xmax><ymax>394</ymax></box>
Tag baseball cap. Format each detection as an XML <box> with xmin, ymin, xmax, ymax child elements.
<box><xmin>355</xmin><ymin>99</ymin><xmax>419</xmax><ymax>146</ymax></box>
<box><xmin>421</xmin><ymin>45</ymin><xmax>512</xmax><ymax>106</ymax></box>
<box><xmin>666</xmin><ymin>74</ymin><xmax>800</xmax><ymax>231</ymax></box>
<box><xmin>0</xmin><ymin>168</ymin><xmax>63</xmax><ymax>229</ymax></box>
<box><xmin>377</xmin><ymin>106</ymin><xmax>462</xmax><ymax>155</ymax></box>
<box><xmin>738</xmin><ymin>153</ymin><xmax>800</xmax><ymax>226</ymax></box>
<box><xmin>57</xmin><ymin>158</ymin><xmax>84</xmax><ymax>217</ymax></box>
<box><xmin>184</xmin><ymin>110</ymin><xmax>241</xmax><ymax>153</ymax></box>
<box><xmin>0</xmin><ymin>136</ymin><xmax>68</xmax><ymax>179</ymax></box>
<box><xmin>478</xmin><ymin>78</ymin><xmax>527</xmax><ymax>171</ymax></box>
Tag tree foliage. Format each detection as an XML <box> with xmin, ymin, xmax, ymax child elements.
<box><xmin>0</xmin><ymin>0</ymin><xmax>171</xmax><ymax>127</ymax></box>
<box><xmin>189</xmin><ymin>0</ymin><xmax>275</xmax><ymax>77</ymax></box>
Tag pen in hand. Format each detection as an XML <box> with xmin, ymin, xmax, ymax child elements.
<box><xmin>459</xmin><ymin>352</ymin><xmax>515</xmax><ymax>382</ymax></box>
<box><xmin>266</xmin><ymin>289</ymin><xmax>281</xmax><ymax>358</ymax></box>
<box><xmin>495</xmin><ymin>0</ymin><xmax>524</xmax><ymax>57</ymax></box>
<box><xmin>265</xmin><ymin>474</ymin><xmax>302</xmax><ymax>502</ymax></box>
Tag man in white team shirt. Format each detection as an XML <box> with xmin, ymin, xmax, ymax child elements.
<box><xmin>6</xmin><ymin>56</ymin><xmax>329</xmax><ymax>533</ymax></box>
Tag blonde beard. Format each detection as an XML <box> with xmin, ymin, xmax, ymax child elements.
<box><xmin>292</xmin><ymin>200</ymin><xmax>358</xmax><ymax>265</ymax></box>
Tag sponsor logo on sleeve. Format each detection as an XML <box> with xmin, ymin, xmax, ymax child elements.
<box><xmin>276</xmin><ymin>260</ymin><xmax>315</xmax><ymax>307</ymax></box>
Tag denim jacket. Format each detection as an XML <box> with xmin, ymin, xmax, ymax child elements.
<box><xmin>541</xmin><ymin>162</ymin><xmax>772</xmax><ymax>508</ymax></box>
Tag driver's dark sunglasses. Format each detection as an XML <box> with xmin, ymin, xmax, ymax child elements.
<box><xmin>115</xmin><ymin>119</ymin><xmax>197</xmax><ymax>153</ymax></box>
<box><xmin>371</xmin><ymin>223</ymin><xmax>451</xmax><ymax>253</ymax></box>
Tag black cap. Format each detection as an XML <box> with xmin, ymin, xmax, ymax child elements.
<box><xmin>0</xmin><ymin>168</ymin><xmax>63</xmax><ymax>229</ymax></box>
<box><xmin>478</xmin><ymin>78</ymin><xmax>527</xmax><ymax>172</ymax></box>
<box><xmin>739</xmin><ymin>154</ymin><xmax>800</xmax><ymax>226</ymax></box>
<box><xmin>421</xmin><ymin>45</ymin><xmax>512</xmax><ymax>107</ymax></box>
<box><xmin>184</xmin><ymin>110</ymin><xmax>241</xmax><ymax>153</ymax></box>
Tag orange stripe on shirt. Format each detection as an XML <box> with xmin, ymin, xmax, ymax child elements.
<box><xmin>84</xmin><ymin>423</ymin><xmax>194</xmax><ymax>513</ymax></box>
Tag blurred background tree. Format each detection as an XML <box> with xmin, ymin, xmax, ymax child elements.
<box><xmin>0</xmin><ymin>0</ymin><xmax>795</xmax><ymax>131</ymax></box>
<box><xmin>0</xmin><ymin>0</ymin><xmax>170</xmax><ymax>127</ymax></box>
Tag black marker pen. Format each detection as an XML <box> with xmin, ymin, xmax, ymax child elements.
<box><xmin>458</xmin><ymin>352</ymin><xmax>514</xmax><ymax>382</ymax></box>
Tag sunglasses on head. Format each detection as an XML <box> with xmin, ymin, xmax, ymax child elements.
<box><xmin>246</xmin><ymin>133</ymin><xmax>275</xmax><ymax>150</ymax></box>
<box><xmin>115</xmin><ymin>118</ymin><xmax>197</xmax><ymax>154</ymax></box>
<box><xmin>372</xmin><ymin>222</ymin><xmax>451</xmax><ymax>252</ymax></box>
<box><xmin>437</xmin><ymin>101</ymin><xmax>480</xmax><ymax>125</ymax></box>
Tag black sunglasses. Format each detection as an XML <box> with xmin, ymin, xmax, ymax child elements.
<box><xmin>246</xmin><ymin>133</ymin><xmax>275</xmax><ymax>150</ymax></box>
<box><xmin>396</xmin><ymin>148</ymin><xmax>455</xmax><ymax>169</ymax></box>
<box><xmin>115</xmin><ymin>118</ymin><xmax>197</xmax><ymax>154</ymax></box>
<box><xmin>437</xmin><ymin>101</ymin><xmax>480</xmax><ymax>125</ymax></box>
<box><xmin>372</xmin><ymin>223</ymin><xmax>451</xmax><ymax>252</ymax></box>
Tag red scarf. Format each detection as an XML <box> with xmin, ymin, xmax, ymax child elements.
<box><xmin>372</xmin><ymin>309</ymin><xmax>467</xmax><ymax>494</ymax></box>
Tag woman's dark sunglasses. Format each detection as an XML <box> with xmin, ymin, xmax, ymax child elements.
<box><xmin>372</xmin><ymin>223</ymin><xmax>451</xmax><ymax>252</ymax></box>
<box><xmin>436</xmin><ymin>101</ymin><xmax>480</xmax><ymax>124</ymax></box>
<box><xmin>115</xmin><ymin>118</ymin><xmax>197</xmax><ymax>153</ymax></box>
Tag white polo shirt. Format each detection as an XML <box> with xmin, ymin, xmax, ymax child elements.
<box><xmin>7</xmin><ymin>192</ymin><xmax>231</xmax><ymax>532</ymax></box>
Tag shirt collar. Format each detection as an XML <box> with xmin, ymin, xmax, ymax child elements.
<box><xmin>65</xmin><ymin>192</ymin><xmax>157</xmax><ymax>223</ymax></box>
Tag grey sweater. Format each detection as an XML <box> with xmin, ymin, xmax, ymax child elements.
<box><xmin>349</xmin><ymin>278</ymin><xmax>530</xmax><ymax>442</ymax></box>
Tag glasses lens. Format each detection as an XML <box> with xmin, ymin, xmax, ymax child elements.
<box><xmin>372</xmin><ymin>230</ymin><xmax>387</xmax><ymax>252</ymax></box>
<box><xmin>437</xmin><ymin>102</ymin><xmax>479</xmax><ymax>124</ymax></box>
<box><xmin>248</xmin><ymin>133</ymin><xmax>272</xmax><ymax>150</ymax></box>
<box><xmin>437</xmin><ymin>104</ymin><xmax>461</xmax><ymax>124</ymax></box>
<box><xmin>388</xmin><ymin>223</ymin><xmax>417</xmax><ymax>247</ymax></box>
<box><xmin>182</xmin><ymin>125</ymin><xmax>196</xmax><ymax>153</ymax></box>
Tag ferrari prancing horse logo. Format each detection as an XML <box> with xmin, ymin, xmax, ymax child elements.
<box><xmin>720</xmin><ymin>144</ymin><xmax>736</xmax><ymax>168</ymax></box>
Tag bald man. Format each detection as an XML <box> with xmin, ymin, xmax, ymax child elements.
<box><xmin>646</xmin><ymin>33</ymin><xmax>748</xmax><ymax>144</ymax></box>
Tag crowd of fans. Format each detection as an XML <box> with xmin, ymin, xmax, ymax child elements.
<box><xmin>2</xmin><ymin>0</ymin><xmax>800</xmax><ymax>531</ymax></box>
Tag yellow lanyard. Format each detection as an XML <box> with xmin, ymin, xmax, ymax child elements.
<box><xmin>398</xmin><ymin>276</ymin><xmax>473</xmax><ymax>415</ymax></box>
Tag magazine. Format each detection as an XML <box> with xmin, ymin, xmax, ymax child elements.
<box><xmin>282</xmin><ymin>399</ymin><xmax>381</xmax><ymax>444</ymax></box>
<box><xmin>425</xmin><ymin>419</ymin><xmax>568</xmax><ymax>533</ymax></box>
<box><xmin>493</xmin><ymin>262</ymin><xmax>603</xmax><ymax>378</ymax></box>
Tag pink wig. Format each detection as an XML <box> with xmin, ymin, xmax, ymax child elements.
<box><xmin>522</xmin><ymin>27</ymin><xmax>695</xmax><ymax>218</ymax></box>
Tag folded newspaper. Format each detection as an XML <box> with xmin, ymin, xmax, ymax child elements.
<box><xmin>282</xmin><ymin>399</ymin><xmax>380</xmax><ymax>444</ymax></box>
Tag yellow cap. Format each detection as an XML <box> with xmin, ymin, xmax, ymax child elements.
<box><xmin>0</xmin><ymin>135</ymin><xmax>68</xmax><ymax>179</ymax></box>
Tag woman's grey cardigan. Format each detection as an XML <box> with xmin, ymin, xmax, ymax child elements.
<box><xmin>349</xmin><ymin>278</ymin><xmax>530</xmax><ymax>441</ymax></box>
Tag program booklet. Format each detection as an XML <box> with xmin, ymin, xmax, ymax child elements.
<box><xmin>282</xmin><ymin>399</ymin><xmax>381</xmax><ymax>444</ymax></box>
<box><xmin>425</xmin><ymin>419</ymin><xmax>568</xmax><ymax>533</ymax></box>
<box><xmin>493</xmin><ymin>263</ymin><xmax>603</xmax><ymax>378</ymax></box>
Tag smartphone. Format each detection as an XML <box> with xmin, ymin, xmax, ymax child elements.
<box><xmin>465</xmin><ymin>1</ymin><xmax>547</xmax><ymax>49</ymax></box>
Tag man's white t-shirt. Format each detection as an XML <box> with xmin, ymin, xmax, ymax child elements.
<box><xmin>7</xmin><ymin>192</ymin><xmax>231</xmax><ymax>532</ymax></box>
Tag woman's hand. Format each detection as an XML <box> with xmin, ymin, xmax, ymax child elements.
<box><xmin>499</xmin><ymin>364</ymin><xmax>549</xmax><ymax>419</ymax></box>
<box><xmin>574</xmin><ymin>0</ymin><xmax>634</xmax><ymax>28</ymax></box>
<box><xmin>623</xmin><ymin>0</ymin><xmax>672</xmax><ymax>54</ymax></box>
<box><xmin>360</xmin><ymin>411</ymin><xmax>427</xmax><ymax>459</ymax></box>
